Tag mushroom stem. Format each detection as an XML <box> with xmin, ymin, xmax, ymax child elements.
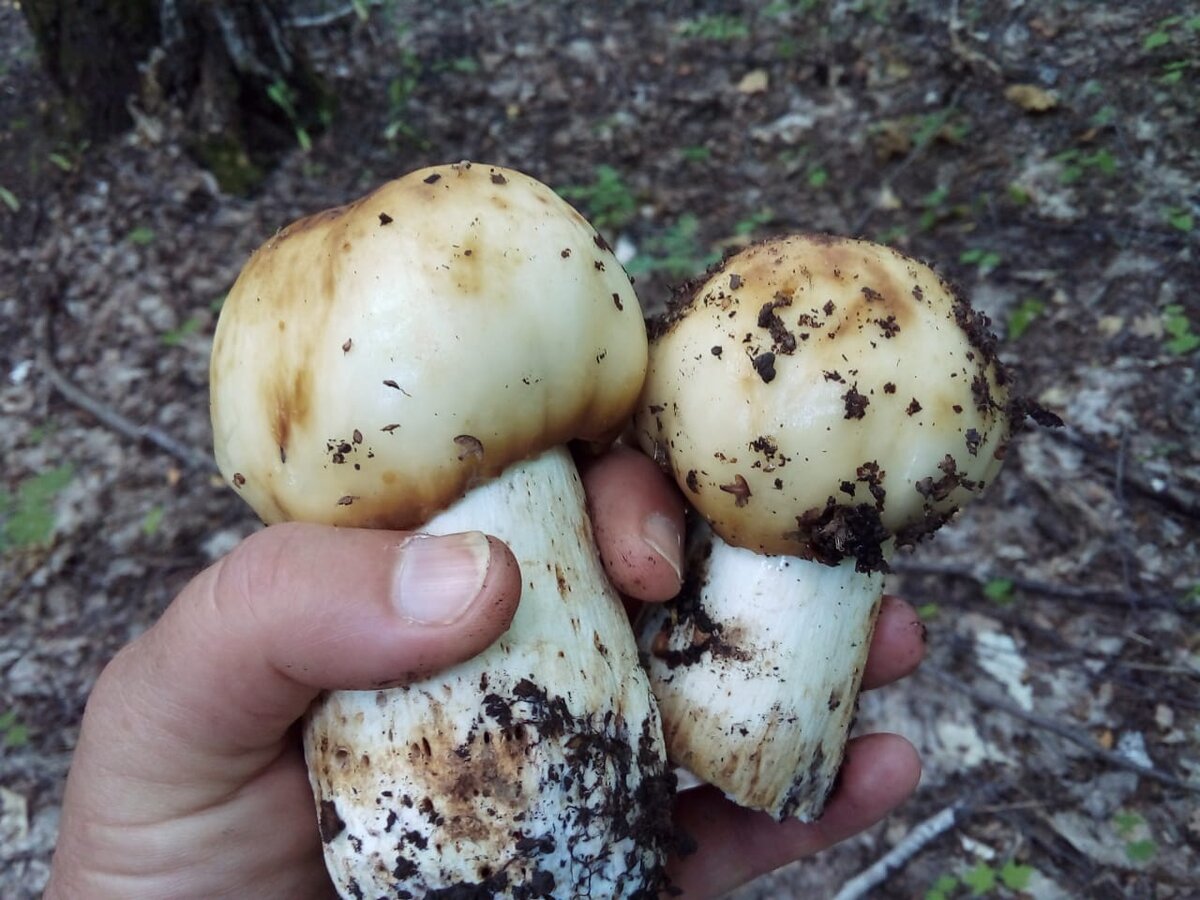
<box><xmin>639</xmin><ymin>525</ymin><xmax>884</xmax><ymax>821</ymax></box>
<box><xmin>305</xmin><ymin>447</ymin><xmax>673</xmax><ymax>898</ymax></box>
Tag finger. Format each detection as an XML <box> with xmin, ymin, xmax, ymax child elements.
<box><xmin>668</xmin><ymin>733</ymin><xmax>921</xmax><ymax>897</ymax></box>
<box><xmin>77</xmin><ymin>523</ymin><xmax>520</xmax><ymax>796</ymax></box>
<box><xmin>580</xmin><ymin>445</ymin><xmax>686</xmax><ymax>602</ymax></box>
<box><xmin>861</xmin><ymin>595</ymin><xmax>927</xmax><ymax>690</ymax></box>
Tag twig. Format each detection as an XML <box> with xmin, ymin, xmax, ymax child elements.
<box><xmin>1049</xmin><ymin>428</ymin><xmax>1200</xmax><ymax>521</ymax></box>
<box><xmin>38</xmin><ymin>304</ymin><xmax>216</xmax><ymax>473</ymax></box>
<box><xmin>832</xmin><ymin>798</ymin><xmax>974</xmax><ymax>900</ymax></box>
<box><xmin>923</xmin><ymin>666</ymin><xmax>1200</xmax><ymax>795</ymax></box>
<box><xmin>889</xmin><ymin>559</ymin><xmax>1188</xmax><ymax>613</ymax></box>
<box><xmin>289</xmin><ymin>0</ymin><xmax>382</xmax><ymax>29</ymax></box>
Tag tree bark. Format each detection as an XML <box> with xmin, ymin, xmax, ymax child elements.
<box><xmin>20</xmin><ymin>0</ymin><xmax>330</xmax><ymax>192</ymax></box>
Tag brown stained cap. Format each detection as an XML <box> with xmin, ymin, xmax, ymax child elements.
<box><xmin>635</xmin><ymin>235</ymin><xmax>1014</xmax><ymax>563</ymax></box>
<box><xmin>210</xmin><ymin>163</ymin><xmax>646</xmax><ymax>528</ymax></box>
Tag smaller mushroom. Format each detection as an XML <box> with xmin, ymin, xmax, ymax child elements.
<box><xmin>635</xmin><ymin>234</ymin><xmax>1056</xmax><ymax>820</ymax></box>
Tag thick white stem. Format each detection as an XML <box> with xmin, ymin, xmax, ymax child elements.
<box><xmin>305</xmin><ymin>447</ymin><xmax>672</xmax><ymax>898</ymax></box>
<box><xmin>638</xmin><ymin>527</ymin><xmax>884</xmax><ymax>821</ymax></box>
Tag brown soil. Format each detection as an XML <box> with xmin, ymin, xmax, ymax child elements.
<box><xmin>2</xmin><ymin>1</ymin><xmax>1197</xmax><ymax>897</ymax></box>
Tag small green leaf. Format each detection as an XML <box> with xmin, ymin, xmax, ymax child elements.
<box><xmin>808</xmin><ymin>167</ymin><xmax>829</xmax><ymax>188</ymax></box>
<box><xmin>1162</xmin><ymin>304</ymin><xmax>1200</xmax><ymax>355</ymax></box>
<box><xmin>983</xmin><ymin>578</ymin><xmax>1015</xmax><ymax>603</ymax></box>
<box><xmin>1164</xmin><ymin>207</ymin><xmax>1194</xmax><ymax>232</ymax></box>
<box><xmin>1113</xmin><ymin>810</ymin><xmax>1143</xmax><ymax>837</ymax></box>
<box><xmin>0</xmin><ymin>464</ymin><xmax>75</xmax><ymax>551</ymax></box>
<box><xmin>916</xmin><ymin>602</ymin><xmax>940</xmax><ymax>620</ymax></box>
<box><xmin>999</xmin><ymin>860</ymin><xmax>1035</xmax><ymax>890</ymax></box>
<box><xmin>0</xmin><ymin>184</ymin><xmax>19</xmax><ymax>212</ymax></box>
<box><xmin>141</xmin><ymin>505</ymin><xmax>165</xmax><ymax>537</ymax></box>
<box><xmin>1007</xmin><ymin>297</ymin><xmax>1046</xmax><ymax>341</ymax></box>
<box><xmin>127</xmin><ymin>226</ymin><xmax>156</xmax><ymax>246</ymax></box>
<box><xmin>1126</xmin><ymin>839</ymin><xmax>1157</xmax><ymax>863</ymax></box>
<box><xmin>162</xmin><ymin>314</ymin><xmax>203</xmax><ymax>346</ymax></box>
<box><xmin>925</xmin><ymin>873</ymin><xmax>959</xmax><ymax>900</ymax></box>
<box><xmin>961</xmin><ymin>862</ymin><xmax>997</xmax><ymax>896</ymax></box>
<box><xmin>1143</xmin><ymin>31</ymin><xmax>1171</xmax><ymax>51</ymax></box>
<box><xmin>47</xmin><ymin>152</ymin><xmax>74</xmax><ymax>172</ymax></box>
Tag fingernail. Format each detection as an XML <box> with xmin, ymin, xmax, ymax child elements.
<box><xmin>641</xmin><ymin>513</ymin><xmax>683</xmax><ymax>582</ymax></box>
<box><xmin>393</xmin><ymin>532</ymin><xmax>491</xmax><ymax>624</ymax></box>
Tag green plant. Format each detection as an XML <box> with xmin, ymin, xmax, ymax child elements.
<box><xmin>162</xmin><ymin>314</ymin><xmax>204</xmax><ymax>347</ymax></box>
<box><xmin>918</xmin><ymin>185</ymin><xmax>954</xmax><ymax>231</ymax></box>
<box><xmin>807</xmin><ymin>166</ymin><xmax>829</xmax><ymax>188</ymax></box>
<box><xmin>1159</xmin><ymin>59</ymin><xmax>1191</xmax><ymax>84</ymax></box>
<box><xmin>266</xmin><ymin>78</ymin><xmax>313</xmax><ymax>151</ymax></box>
<box><xmin>678</xmin><ymin>14</ymin><xmax>750</xmax><ymax>40</ymax></box>
<box><xmin>959</xmin><ymin>247</ymin><xmax>1002</xmax><ymax>275</ymax></box>
<box><xmin>1164</xmin><ymin>206</ymin><xmax>1194</xmax><ymax>232</ymax></box>
<box><xmin>733</xmin><ymin>207</ymin><xmax>774</xmax><ymax>237</ymax></box>
<box><xmin>1142</xmin><ymin>14</ymin><xmax>1200</xmax><ymax>51</ymax></box>
<box><xmin>1162</xmin><ymin>304</ymin><xmax>1199</xmax><ymax>355</ymax></box>
<box><xmin>0</xmin><ymin>464</ymin><xmax>74</xmax><ymax>552</ymax></box>
<box><xmin>383</xmin><ymin>49</ymin><xmax>424</xmax><ymax>142</ymax></box>
<box><xmin>0</xmin><ymin>710</ymin><xmax>29</xmax><ymax>748</ymax></box>
<box><xmin>681</xmin><ymin>145</ymin><xmax>712</xmax><ymax>163</ymax></box>
<box><xmin>1114</xmin><ymin>810</ymin><xmax>1158</xmax><ymax>863</ymax></box>
<box><xmin>627</xmin><ymin>215</ymin><xmax>720</xmax><ymax>279</ymax></box>
<box><xmin>1055</xmin><ymin>148</ymin><xmax>1118</xmax><ymax>184</ymax></box>
<box><xmin>926</xmin><ymin>859</ymin><xmax>1036</xmax><ymax>898</ymax></box>
<box><xmin>983</xmin><ymin>578</ymin><xmax>1015</xmax><ymax>605</ymax></box>
<box><xmin>1006</xmin><ymin>298</ymin><xmax>1045</xmax><ymax>340</ymax></box>
<box><xmin>126</xmin><ymin>225</ymin><xmax>156</xmax><ymax>246</ymax></box>
<box><xmin>142</xmin><ymin>505</ymin><xmax>166</xmax><ymax>538</ymax></box>
<box><xmin>559</xmin><ymin>165</ymin><xmax>638</xmax><ymax>236</ymax></box>
<box><xmin>0</xmin><ymin>184</ymin><xmax>18</xmax><ymax>213</ymax></box>
<box><xmin>916</xmin><ymin>602</ymin><xmax>939</xmax><ymax>620</ymax></box>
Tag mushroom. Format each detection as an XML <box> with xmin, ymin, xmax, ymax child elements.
<box><xmin>635</xmin><ymin>234</ymin><xmax>1027</xmax><ymax>821</ymax></box>
<box><xmin>210</xmin><ymin>162</ymin><xmax>674</xmax><ymax>897</ymax></box>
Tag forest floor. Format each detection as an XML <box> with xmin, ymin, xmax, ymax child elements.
<box><xmin>2</xmin><ymin>1</ymin><xmax>1198</xmax><ymax>897</ymax></box>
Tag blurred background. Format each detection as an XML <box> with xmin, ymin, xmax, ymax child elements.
<box><xmin>1</xmin><ymin>1</ymin><xmax>1197</xmax><ymax>896</ymax></box>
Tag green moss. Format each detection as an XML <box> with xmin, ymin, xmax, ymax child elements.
<box><xmin>192</xmin><ymin>133</ymin><xmax>266</xmax><ymax>196</ymax></box>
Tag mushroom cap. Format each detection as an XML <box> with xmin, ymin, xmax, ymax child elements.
<box><xmin>635</xmin><ymin>235</ymin><xmax>1011</xmax><ymax>568</ymax></box>
<box><xmin>211</xmin><ymin>162</ymin><xmax>646</xmax><ymax>528</ymax></box>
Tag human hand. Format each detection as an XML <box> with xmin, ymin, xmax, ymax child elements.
<box><xmin>45</xmin><ymin>449</ymin><xmax>923</xmax><ymax>899</ymax></box>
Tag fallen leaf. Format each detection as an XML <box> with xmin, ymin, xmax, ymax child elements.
<box><xmin>876</xmin><ymin>185</ymin><xmax>903</xmax><ymax>211</ymax></box>
<box><xmin>1097</xmin><ymin>315</ymin><xmax>1124</xmax><ymax>338</ymax></box>
<box><xmin>737</xmin><ymin>69</ymin><xmax>769</xmax><ymax>94</ymax></box>
<box><xmin>1005</xmin><ymin>84</ymin><xmax>1059</xmax><ymax>112</ymax></box>
<box><xmin>1029</xmin><ymin>16</ymin><xmax>1060</xmax><ymax>39</ymax></box>
<box><xmin>873</xmin><ymin>120</ymin><xmax>912</xmax><ymax>160</ymax></box>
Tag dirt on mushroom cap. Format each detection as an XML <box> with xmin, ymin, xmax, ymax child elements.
<box><xmin>637</xmin><ymin>234</ymin><xmax>1011</xmax><ymax>565</ymax></box>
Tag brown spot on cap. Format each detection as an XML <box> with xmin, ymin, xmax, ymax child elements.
<box><xmin>490</xmin><ymin>172</ymin><xmax>507</xmax><ymax>185</ymax></box>
<box><xmin>378</xmin><ymin>212</ymin><xmax>393</xmax><ymax>226</ymax></box>
<box><xmin>454</xmin><ymin>434</ymin><xmax>484</xmax><ymax>461</ymax></box>
<box><xmin>232</xmin><ymin>472</ymin><xmax>246</xmax><ymax>488</ymax></box>
<box><xmin>720</xmin><ymin>474</ymin><xmax>752</xmax><ymax>507</ymax></box>
<box><xmin>342</xmin><ymin>338</ymin><xmax>352</xmax><ymax>353</ymax></box>
<box><xmin>424</xmin><ymin>173</ymin><xmax>441</xmax><ymax>184</ymax></box>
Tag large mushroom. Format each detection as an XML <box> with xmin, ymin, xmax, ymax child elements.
<box><xmin>635</xmin><ymin>234</ymin><xmax>1035</xmax><ymax>821</ymax></box>
<box><xmin>210</xmin><ymin>162</ymin><xmax>674</xmax><ymax>897</ymax></box>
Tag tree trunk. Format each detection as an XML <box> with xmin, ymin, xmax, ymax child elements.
<box><xmin>20</xmin><ymin>0</ymin><xmax>331</xmax><ymax>193</ymax></box>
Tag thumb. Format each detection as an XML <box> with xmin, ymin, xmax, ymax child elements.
<box><xmin>72</xmin><ymin>522</ymin><xmax>520</xmax><ymax>808</ymax></box>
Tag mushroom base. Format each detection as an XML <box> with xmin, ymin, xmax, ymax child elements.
<box><xmin>305</xmin><ymin>447</ymin><xmax>674</xmax><ymax>899</ymax></box>
<box><xmin>638</xmin><ymin>527</ymin><xmax>884</xmax><ymax>821</ymax></box>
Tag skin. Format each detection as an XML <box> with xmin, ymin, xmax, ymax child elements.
<box><xmin>45</xmin><ymin>449</ymin><xmax>924</xmax><ymax>899</ymax></box>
